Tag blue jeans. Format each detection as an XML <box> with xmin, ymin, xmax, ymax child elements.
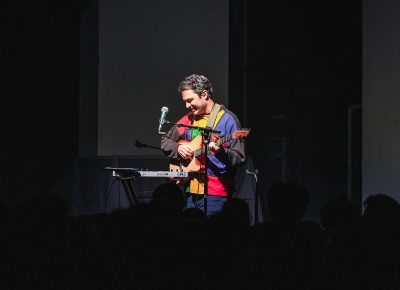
<box><xmin>185</xmin><ymin>194</ymin><xmax>228</xmax><ymax>217</ymax></box>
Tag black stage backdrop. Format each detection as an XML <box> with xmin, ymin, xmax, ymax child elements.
<box><xmin>94</xmin><ymin>0</ymin><xmax>229</xmax><ymax>156</ymax></box>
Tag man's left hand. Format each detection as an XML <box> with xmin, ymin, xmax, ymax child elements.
<box><xmin>209</xmin><ymin>134</ymin><xmax>221</xmax><ymax>153</ymax></box>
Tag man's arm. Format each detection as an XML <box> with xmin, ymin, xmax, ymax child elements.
<box><xmin>215</xmin><ymin>137</ymin><xmax>246</xmax><ymax>167</ymax></box>
<box><xmin>211</xmin><ymin>110</ymin><xmax>246</xmax><ymax>167</ymax></box>
<box><xmin>161</xmin><ymin>126</ymin><xmax>194</xmax><ymax>160</ymax></box>
<box><xmin>161</xmin><ymin>126</ymin><xmax>181</xmax><ymax>159</ymax></box>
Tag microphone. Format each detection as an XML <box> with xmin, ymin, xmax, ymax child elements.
<box><xmin>158</xmin><ymin>106</ymin><xmax>169</xmax><ymax>134</ymax></box>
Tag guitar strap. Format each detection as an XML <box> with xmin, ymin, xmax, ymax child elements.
<box><xmin>206</xmin><ymin>103</ymin><xmax>222</xmax><ymax>129</ymax></box>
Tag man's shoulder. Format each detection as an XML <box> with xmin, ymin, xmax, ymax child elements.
<box><xmin>177</xmin><ymin>112</ymin><xmax>194</xmax><ymax>124</ymax></box>
<box><xmin>219</xmin><ymin>106</ymin><xmax>241</xmax><ymax>126</ymax></box>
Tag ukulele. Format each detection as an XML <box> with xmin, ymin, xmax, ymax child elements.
<box><xmin>169</xmin><ymin>129</ymin><xmax>250</xmax><ymax>172</ymax></box>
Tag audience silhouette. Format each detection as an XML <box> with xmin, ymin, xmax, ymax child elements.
<box><xmin>2</xmin><ymin>183</ymin><xmax>400</xmax><ymax>289</ymax></box>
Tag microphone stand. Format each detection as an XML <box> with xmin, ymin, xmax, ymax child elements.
<box><xmin>165</xmin><ymin>120</ymin><xmax>220</xmax><ymax>217</ymax></box>
<box><xmin>134</xmin><ymin>140</ymin><xmax>162</xmax><ymax>151</ymax></box>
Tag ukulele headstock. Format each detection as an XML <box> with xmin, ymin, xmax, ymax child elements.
<box><xmin>232</xmin><ymin>128</ymin><xmax>251</xmax><ymax>139</ymax></box>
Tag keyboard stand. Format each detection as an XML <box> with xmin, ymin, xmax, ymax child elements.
<box><xmin>104</xmin><ymin>167</ymin><xmax>140</xmax><ymax>207</ymax></box>
<box><xmin>117</xmin><ymin>176</ymin><xmax>139</xmax><ymax>207</ymax></box>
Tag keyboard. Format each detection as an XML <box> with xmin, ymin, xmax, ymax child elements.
<box><xmin>104</xmin><ymin>167</ymin><xmax>193</xmax><ymax>178</ymax></box>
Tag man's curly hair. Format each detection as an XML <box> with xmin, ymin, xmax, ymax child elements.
<box><xmin>177</xmin><ymin>74</ymin><xmax>213</xmax><ymax>98</ymax></box>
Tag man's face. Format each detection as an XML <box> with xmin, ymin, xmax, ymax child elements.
<box><xmin>181</xmin><ymin>89</ymin><xmax>208</xmax><ymax>115</ymax></box>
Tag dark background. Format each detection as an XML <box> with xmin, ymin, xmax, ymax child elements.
<box><xmin>5</xmin><ymin>0</ymin><xmax>362</xmax><ymax>221</ymax></box>
<box><xmin>94</xmin><ymin>0</ymin><xmax>230</xmax><ymax>156</ymax></box>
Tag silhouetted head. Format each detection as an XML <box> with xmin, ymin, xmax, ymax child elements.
<box><xmin>152</xmin><ymin>183</ymin><xmax>185</xmax><ymax>210</ymax></box>
<box><xmin>221</xmin><ymin>198</ymin><xmax>250</xmax><ymax>227</ymax></box>
<box><xmin>267</xmin><ymin>181</ymin><xmax>310</xmax><ymax>223</ymax></box>
<box><xmin>363</xmin><ymin>194</ymin><xmax>400</xmax><ymax>226</ymax></box>
<box><xmin>320</xmin><ymin>196</ymin><xmax>361</xmax><ymax>231</ymax></box>
<box><xmin>183</xmin><ymin>207</ymin><xmax>206</xmax><ymax>223</ymax></box>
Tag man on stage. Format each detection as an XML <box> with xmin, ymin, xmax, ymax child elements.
<box><xmin>161</xmin><ymin>74</ymin><xmax>246</xmax><ymax>216</ymax></box>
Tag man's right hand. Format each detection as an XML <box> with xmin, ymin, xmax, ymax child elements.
<box><xmin>178</xmin><ymin>144</ymin><xmax>194</xmax><ymax>159</ymax></box>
